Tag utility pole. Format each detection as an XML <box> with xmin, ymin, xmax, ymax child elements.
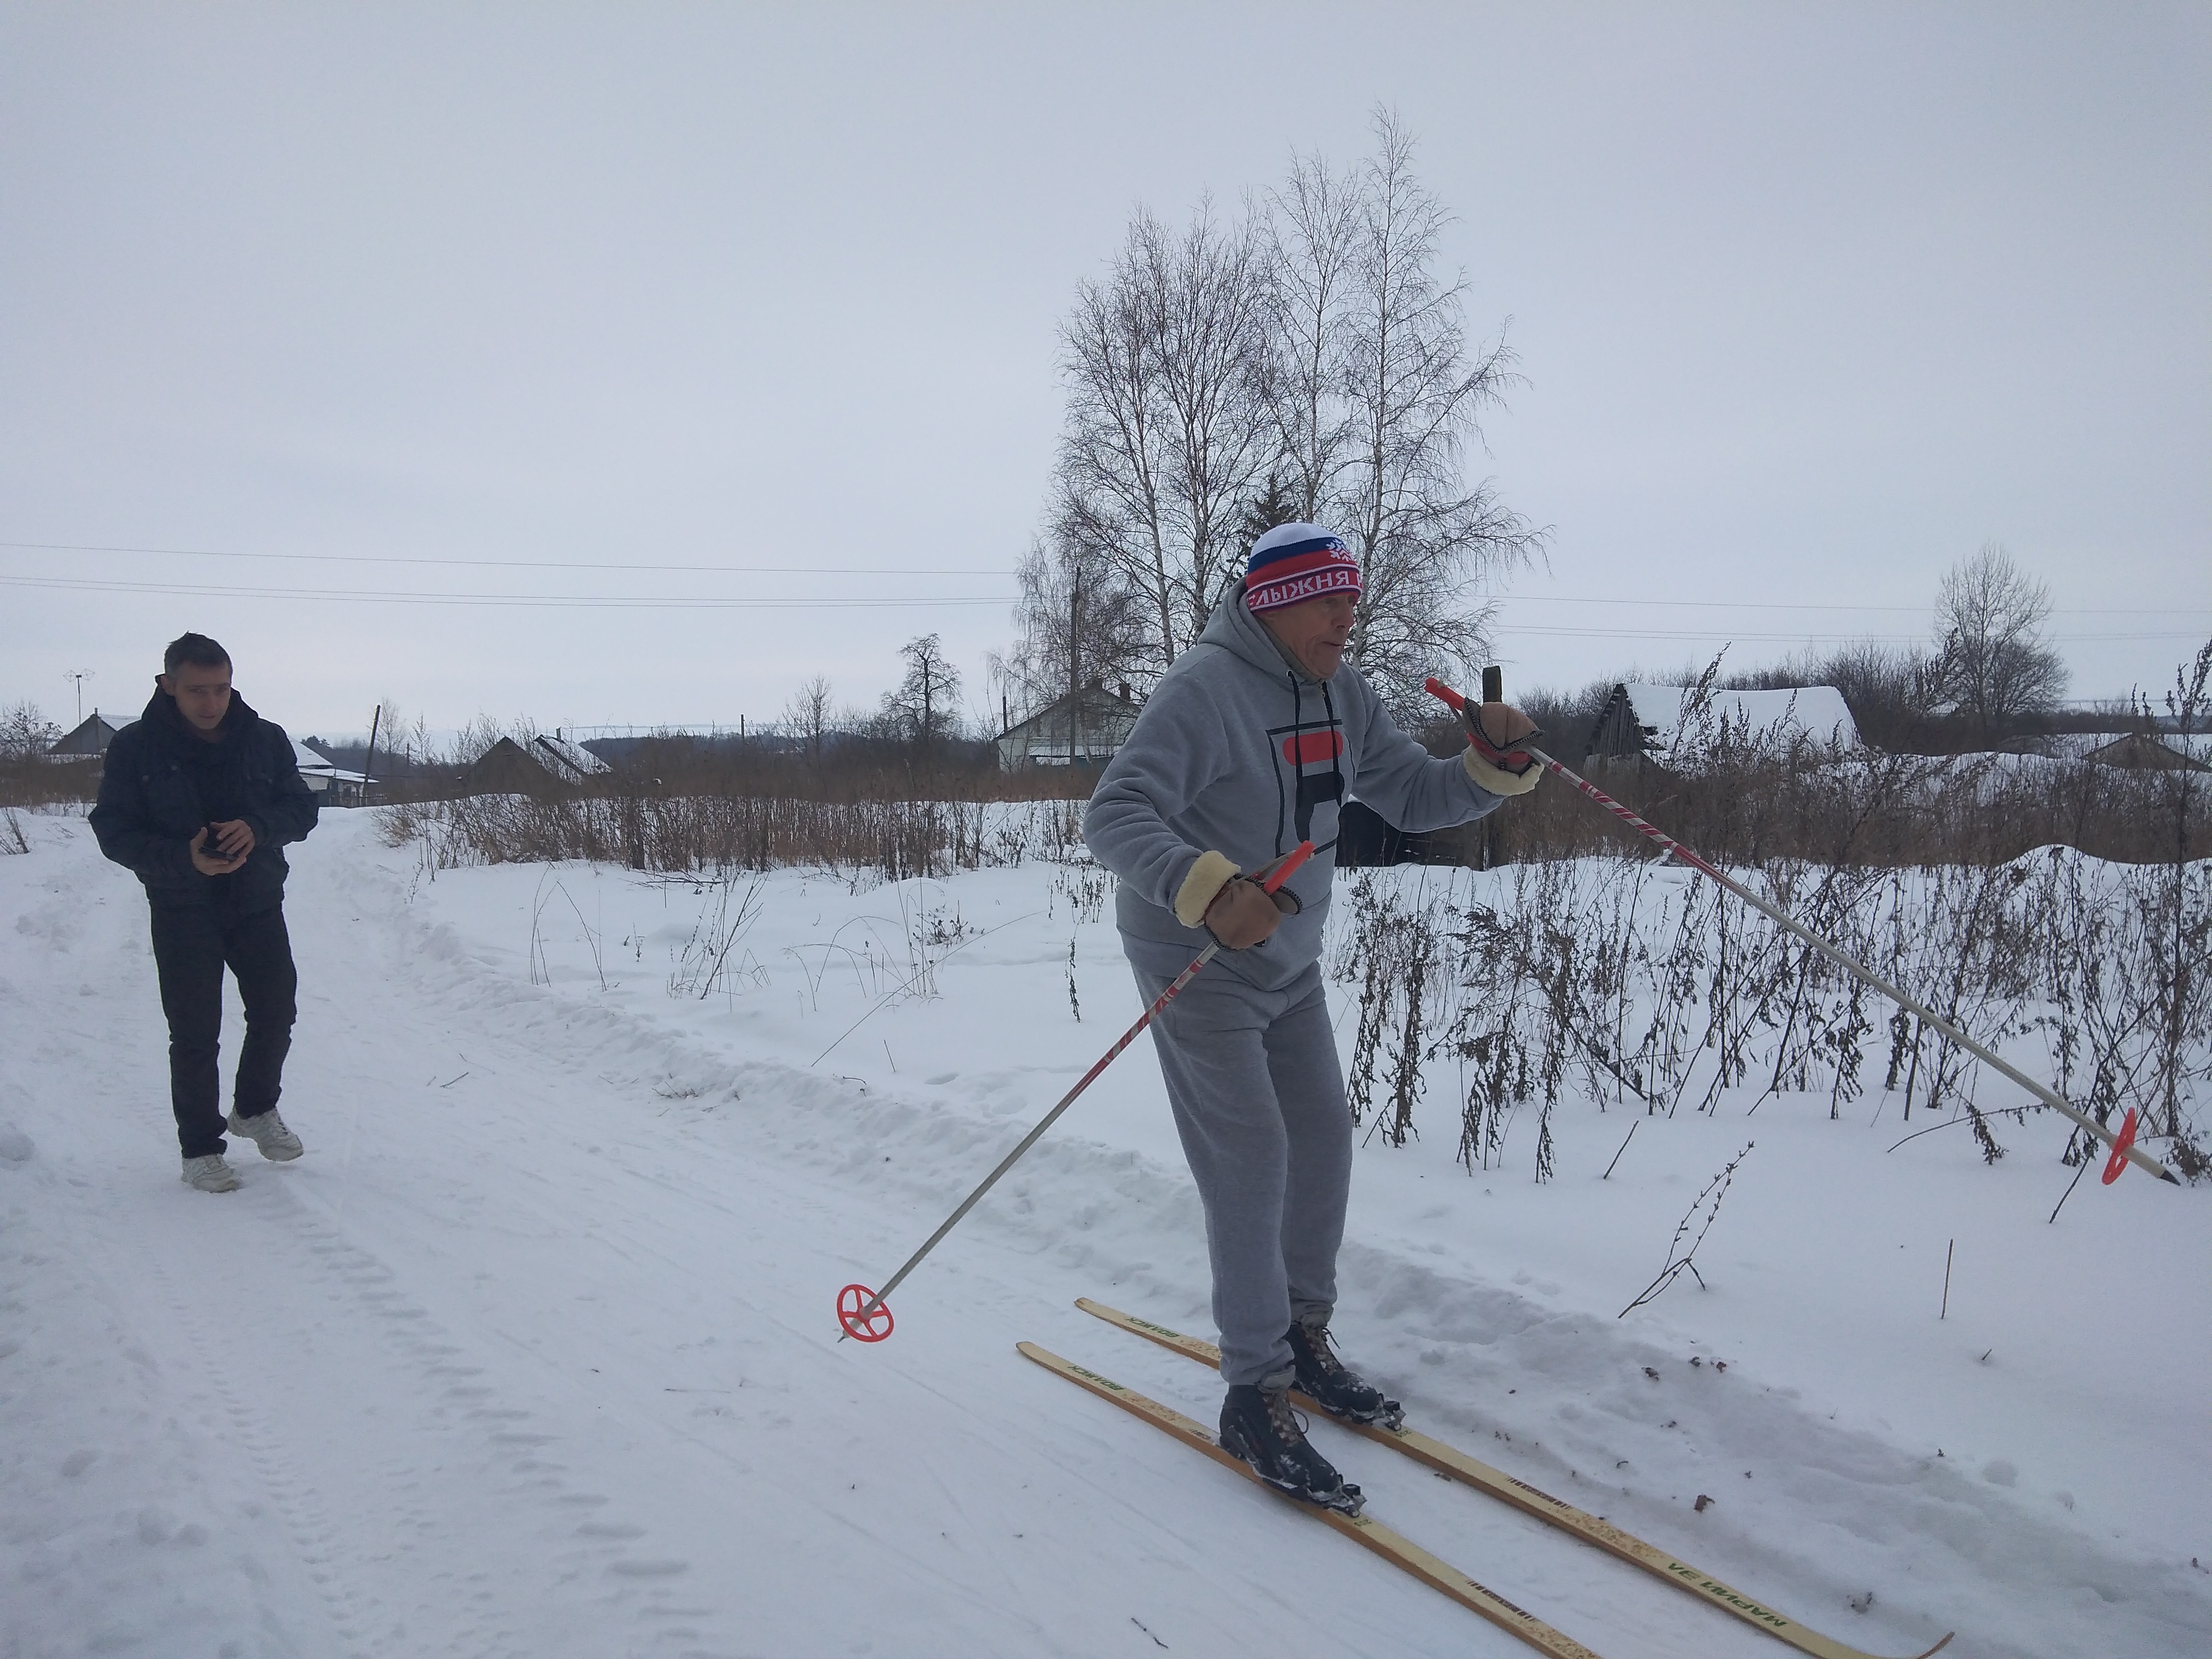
<box><xmin>63</xmin><ymin>671</ymin><xmax>93</xmax><ymax>726</ymax></box>
<box><xmin>362</xmin><ymin>705</ymin><xmax>383</xmax><ymax>806</ymax></box>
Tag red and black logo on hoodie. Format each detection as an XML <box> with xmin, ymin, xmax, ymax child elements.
<box><xmin>1269</xmin><ymin>707</ymin><xmax>1344</xmax><ymax>854</ymax></box>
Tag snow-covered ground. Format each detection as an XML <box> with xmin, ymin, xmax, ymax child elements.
<box><xmin>3</xmin><ymin>808</ymin><xmax>2207</xmax><ymax>1659</ymax></box>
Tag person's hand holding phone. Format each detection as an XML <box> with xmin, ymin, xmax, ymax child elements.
<box><xmin>190</xmin><ymin>824</ymin><xmax>249</xmax><ymax>874</ymax></box>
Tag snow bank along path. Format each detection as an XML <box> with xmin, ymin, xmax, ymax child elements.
<box><xmin>2</xmin><ymin>811</ymin><xmax>2206</xmax><ymax>1657</ymax></box>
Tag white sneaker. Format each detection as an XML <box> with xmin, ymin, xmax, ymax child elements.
<box><xmin>181</xmin><ymin>1153</ymin><xmax>241</xmax><ymax>1193</ymax></box>
<box><xmin>227</xmin><ymin>1108</ymin><xmax>304</xmax><ymax>1161</ymax></box>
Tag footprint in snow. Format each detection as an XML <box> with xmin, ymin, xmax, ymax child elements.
<box><xmin>607</xmin><ymin>1557</ymin><xmax>689</xmax><ymax>1578</ymax></box>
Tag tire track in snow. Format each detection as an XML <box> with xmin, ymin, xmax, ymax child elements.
<box><xmin>135</xmin><ymin>1235</ymin><xmax>383</xmax><ymax>1659</ymax></box>
<box><xmin>265</xmin><ymin>1179</ymin><xmax>734</xmax><ymax>1655</ymax></box>
<box><xmin>4</xmin><ymin>836</ymin><xmax>745</xmax><ymax>1658</ymax></box>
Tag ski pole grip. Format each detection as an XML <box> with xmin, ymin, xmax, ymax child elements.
<box><xmin>1261</xmin><ymin>841</ymin><xmax>1315</xmax><ymax>894</ymax></box>
<box><xmin>1482</xmin><ymin>665</ymin><xmax>1503</xmax><ymax>703</ymax></box>
<box><xmin>1424</xmin><ymin>676</ymin><xmax>1467</xmax><ymax>713</ymax></box>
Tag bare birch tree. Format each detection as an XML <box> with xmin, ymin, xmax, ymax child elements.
<box><xmin>1042</xmin><ymin>113</ymin><xmax>1540</xmax><ymax>714</ymax></box>
<box><xmin>1053</xmin><ymin>204</ymin><xmax>1277</xmax><ymax>669</ymax></box>
<box><xmin>1322</xmin><ymin>111</ymin><xmax>1545</xmax><ymax>715</ymax></box>
<box><xmin>1262</xmin><ymin>152</ymin><xmax>1363</xmax><ymax>522</ymax></box>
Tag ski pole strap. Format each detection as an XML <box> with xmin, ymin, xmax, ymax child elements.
<box><xmin>1427</xmin><ymin>676</ymin><xmax>1543</xmax><ymax>775</ymax></box>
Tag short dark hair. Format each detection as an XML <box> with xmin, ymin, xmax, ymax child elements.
<box><xmin>163</xmin><ymin>632</ymin><xmax>231</xmax><ymax>676</ymax></box>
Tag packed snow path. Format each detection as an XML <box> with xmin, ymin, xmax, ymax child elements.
<box><xmin>3</xmin><ymin>812</ymin><xmax>2206</xmax><ymax>1658</ymax></box>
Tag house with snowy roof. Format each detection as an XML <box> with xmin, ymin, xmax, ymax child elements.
<box><xmin>1583</xmin><ymin>683</ymin><xmax>1859</xmax><ymax>768</ymax></box>
<box><xmin>532</xmin><ymin>733</ymin><xmax>614</xmax><ymax>785</ymax></box>
<box><xmin>290</xmin><ymin>738</ymin><xmax>374</xmax><ymax>806</ymax></box>
<box><xmin>458</xmin><ymin>733</ymin><xmax>615</xmax><ymax>795</ymax></box>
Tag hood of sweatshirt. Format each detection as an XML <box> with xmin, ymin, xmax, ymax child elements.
<box><xmin>1199</xmin><ymin>580</ymin><xmax>1323</xmax><ymax>684</ymax></box>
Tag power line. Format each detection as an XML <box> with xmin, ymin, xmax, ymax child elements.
<box><xmin>0</xmin><ymin>574</ymin><xmax>1011</xmax><ymax>609</ymax></box>
<box><xmin>0</xmin><ymin>538</ymin><xmax>1010</xmax><ymax>578</ymax></box>
<box><xmin>5</xmin><ymin>543</ymin><xmax>2199</xmax><ymax>635</ymax></box>
<box><xmin>4</xmin><ymin>573</ymin><xmax>2193</xmax><ymax>638</ymax></box>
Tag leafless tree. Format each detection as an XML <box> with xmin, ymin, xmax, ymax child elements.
<box><xmin>0</xmin><ymin>701</ymin><xmax>61</xmax><ymax>760</ymax></box>
<box><xmin>1323</xmin><ymin>111</ymin><xmax>1545</xmax><ymax>715</ymax></box>
<box><xmin>1053</xmin><ymin>203</ymin><xmax>1278</xmax><ymax>668</ymax></box>
<box><xmin>357</xmin><ymin>698</ymin><xmax>434</xmax><ymax>783</ymax></box>
<box><xmin>450</xmin><ymin>713</ymin><xmax>538</xmax><ymax>766</ymax></box>
<box><xmin>1044</xmin><ymin>114</ymin><xmax>1540</xmax><ymax>713</ymax></box>
<box><xmin>1933</xmin><ymin>542</ymin><xmax>2068</xmax><ymax>743</ymax></box>
<box><xmin>993</xmin><ymin>535</ymin><xmax>1151</xmax><ymax>723</ymax></box>
<box><xmin>781</xmin><ymin>675</ymin><xmax>835</xmax><ymax>768</ymax></box>
<box><xmin>1263</xmin><ymin>154</ymin><xmax>1363</xmax><ymax>523</ymax></box>
<box><xmin>881</xmin><ymin>634</ymin><xmax>963</xmax><ymax>758</ymax></box>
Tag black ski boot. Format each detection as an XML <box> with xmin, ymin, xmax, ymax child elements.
<box><xmin>1219</xmin><ymin>1384</ymin><xmax>1363</xmax><ymax>1514</ymax></box>
<box><xmin>1285</xmin><ymin>1318</ymin><xmax>1404</xmax><ymax>1430</ymax></box>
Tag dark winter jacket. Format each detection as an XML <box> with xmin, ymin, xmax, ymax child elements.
<box><xmin>90</xmin><ymin>686</ymin><xmax>320</xmax><ymax>915</ymax></box>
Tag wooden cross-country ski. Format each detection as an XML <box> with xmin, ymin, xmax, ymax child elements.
<box><xmin>1075</xmin><ymin>1298</ymin><xmax>1954</xmax><ymax>1659</ymax></box>
<box><xmin>1018</xmin><ymin>1342</ymin><xmax>1608</xmax><ymax>1659</ymax></box>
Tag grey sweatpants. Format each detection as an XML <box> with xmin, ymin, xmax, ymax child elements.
<box><xmin>1130</xmin><ymin>946</ymin><xmax>1352</xmax><ymax>1388</ymax></box>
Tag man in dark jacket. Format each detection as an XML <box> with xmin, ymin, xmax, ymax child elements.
<box><xmin>90</xmin><ymin>633</ymin><xmax>320</xmax><ymax>1192</ymax></box>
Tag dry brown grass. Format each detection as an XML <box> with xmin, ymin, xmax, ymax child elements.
<box><xmin>378</xmin><ymin>790</ymin><xmax>1087</xmax><ymax>882</ymax></box>
<box><xmin>1464</xmin><ymin>744</ymin><xmax>2208</xmax><ymax>870</ymax></box>
<box><xmin>0</xmin><ymin>757</ymin><xmax>100</xmax><ymax>812</ymax></box>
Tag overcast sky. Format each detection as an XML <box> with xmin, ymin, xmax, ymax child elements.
<box><xmin>3</xmin><ymin>2</ymin><xmax>2206</xmax><ymax>743</ymax></box>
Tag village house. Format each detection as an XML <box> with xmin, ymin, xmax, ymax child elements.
<box><xmin>2081</xmin><ymin>732</ymin><xmax>2209</xmax><ymax>772</ymax></box>
<box><xmin>459</xmin><ymin>732</ymin><xmax>616</xmax><ymax>795</ymax></box>
<box><xmin>995</xmin><ymin>683</ymin><xmax>1142</xmax><ymax>771</ymax></box>
<box><xmin>291</xmin><ymin>738</ymin><xmax>375</xmax><ymax>806</ymax></box>
<box><xmin>46</xmin><ymin>712</ymin><xmax>122</xmax><ymax>759</ymax></box>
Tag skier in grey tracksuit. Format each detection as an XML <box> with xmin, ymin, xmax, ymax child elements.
<box><xmin>1084</xmin><ymin>522</ymin><xmax>1540</xmax><ymax>1507</ymax></box>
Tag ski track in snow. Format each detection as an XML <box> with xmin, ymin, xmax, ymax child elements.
<box><xmin>1</xmin><ymin>810</ymin><xmax>2206</xmax><ymax>1658</ymax></box>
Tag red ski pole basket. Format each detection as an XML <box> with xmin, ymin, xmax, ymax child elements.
<box><xmin>836</xmin><ymin>1283</ymin><xmax>894</xmax><ymax>1342</ymax></box>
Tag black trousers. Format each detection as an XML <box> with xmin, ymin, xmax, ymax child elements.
<box><xmin>149</xmin><ymin>903</ymin><xmax>298</xmax><ymax>1158</ymax></box>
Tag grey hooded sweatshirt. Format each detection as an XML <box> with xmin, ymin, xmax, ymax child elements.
<box><xmin>1085</xmin><ymin>585</ymin><xmax>1503</xmax><ymax>991</ymax></box>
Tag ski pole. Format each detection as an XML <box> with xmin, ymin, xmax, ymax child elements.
<box><xmin>837</xmin><ymin>840</ymin><xmax>1317</xmax><ymax>1340</ymax></box>
<box><xmin>1428</xmin><ymin>674</ymin><xmax>2177</xmax><ymax>1186</ymax></box>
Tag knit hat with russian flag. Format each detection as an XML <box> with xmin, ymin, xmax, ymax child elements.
<box><xmin>1244</xmin><ymin>522</ymin><xmax>1362</xmax><ymax>614</ymax></box>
